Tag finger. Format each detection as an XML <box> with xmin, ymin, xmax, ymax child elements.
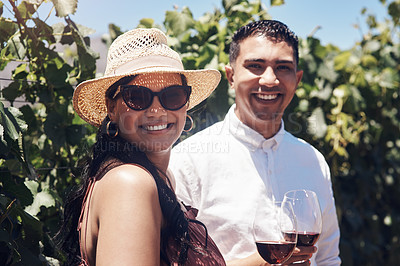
<box><xmin>293</xmin><ymin>246</ymin><xmax>317</xmax><ymax>254</ymax></box>
<box><xmin>285</xmin><ymin>254</ymin><xmax>313</xmax><ymax>264</ymax></box>
<box><xmin>282</xmin><ymin>259</ymin><xmax>310</xmax><ymax>266</ymax></box>
<box><xmin>289</xmin><ymin>260</ymin><xmax>310</xmax><ymax>266</ymax></box>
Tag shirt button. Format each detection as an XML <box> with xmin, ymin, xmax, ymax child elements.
<box><xmin>262</xmin><ymin>140</ymin><xmax>275</xmax><ymax>152</ymax></box>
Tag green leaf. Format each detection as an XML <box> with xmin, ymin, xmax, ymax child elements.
<box><xmin>196</xmin><ymin>43</ymin><xmax>218</xmax><ymax>68</ymax></box>
<box><xmin>66</xmin><ymin>124</ymin><xmax>86</xmax><ymax>145</ymax></box>
<box><xmin>164</xmin><ymin>7</ymin><xmax>195</xmax><ymax>36</ymax></box>
<box><xmin>13</xmin><ymin>63</ymin><xmax>28</xmax><ymax>79</ymax></box>
<box><xmin>230</xmin><ymin>1</ymin><xmax>253</xmax><ymax>13</ymax></box>
<box><xmin>43</xmin><ymin>112</ymin><xmax>66</xmax><ymax>148</ymax></box>
<box><xmin>0</xmin><ymin>122</ymin><xmax>7</xmax><ymax>149</ymax></box>
<box><xmin>333</xmin><ymin>84</ymin><xmax>350</xmax><ymax>99</ymax></box>
<box><xmin>308</xmin><ymin>107</ymin><xmax>327</xmax><ymax>138</ymax></box>
<box><xmin>310</xmin><ymin>82</ymin><xmax>332</xmax><ymax>101</ymax></box>
<box><xmin>271</xmin><ymin>0</ymin><xmax>285</xmax><ymax>7</ymax></box>
<box><xmin>0</xmin><ymin>102</ymin><xmax>20</xmax><ymax>141</ymax></box>
<box><xmin>32</xmin><ymin>18</ymin><xmax>56</xmax><ymax>44</ymax></box>
<box><xmin>317</xmin><ymin>61</ymin><xmax>338</xmax><ymax>83</ymax></box>
<box><xmin>76</xmin><ymin>23</ymin><xmax>96</xmax><ymax>37</ymax></box>
<box><xmin>361</xmin><ymin>54</ymin><xmax>378</xmax><ymax>67</ymax></box>
<box><xmin>65</xmin><ymin>18</ymin><xmax>98</xmax><ymax>79</ymax></box>
<box><xmin>378</xmin><ymin>68</ymin><xmax>397</xmax><ymax>89</ymax></box>
<box><xmin>107</xmin><ymin>23</ymin><xmax>124</xmax><ymax>42</ymax></box>
<box><xmin>6</xmin><ymin>34</ymin><xmax>27</xmax><ymax>60</ymax></box>
<box><xmin>223</xmin><ymin>0</ymin><xmax>243</xmax><ymax>12</ymax></box>
<box><xmin>138</xmin><ymin>18</ymin><xmax>156</xmax><ymax>29</ymax></box>
<box><xmin>1</xmin><ymin>80</ymin><xmax>23</xmax><ymax>103</ymax></box>
<box><xmin>51</xmin><ymin>0</ymin><xmax>78</xmax><ymax>17</ymax></box>
<box><xmin>363</xmin><ymin>40</ymin><xmax>381</xmax><ymax>53</ymax></box>
<box><xmin>13</xmin><ymin>207</ymin><xmax>43</xmax><ymax>251</ymax></box>
<box><xmin>7</xmin><ymin>106</ymin><xmax>28</xmax><ymax>133</ymax></box>
<box><xmin>17</xmin><ymin>1</ymin><xmax>36</xmax><ymax>19</ymax></box>
<box><xmin>19</xmin><ymin>105</ymin><xmax>37</xmax><ymax>134</ymax></box>
<box><xmin>1</xmin><ymin>173</ymin><xmax>34</xmax><ymax>207</ymax></box>
<box><xmin>0</xmin><ymin>19</ymin><xmax>18</xmax><ymax>46</ymax></box>
<box><xmin>345</xmin><ymin>86</ymin><xmax>364</xmax><ymax>113</ymax></box>
<box><xmin>334</xmin><ymin>51</ymin><xmax>352</xmax><ymax>70</ymax></box>
<box><xmin>44</xmin><ymin>63</ymin><xmax>68</xmax><ymax>88</ymax></box>
<box><xmin>388</xmin><ymin>2</ymin><xmax>400</xmax><ymax>22</ymax></box>
<box><xmin>24</xmin><ymin>180</ymin><xmax>56</xmax><ymax>217</ymax></box>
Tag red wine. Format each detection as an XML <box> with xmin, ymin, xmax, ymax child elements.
<box><xmin>256</xmin><ymin>241</ymin><xmax>296</xmax><ymax>264</ymax></box>
<box><xmin>285</xmin><ymin>231</ymin><xmax>320</xmax><ymax>246</ymax></box>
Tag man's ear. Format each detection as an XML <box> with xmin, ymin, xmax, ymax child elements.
<box><xmin>105</xmin><ymin>98</ymin><xmax>117</xmax><ymax>121</ymax></box>
<box><xmin>225</xmin><ymin>65</ymin><xmax>234</xmax><ymax>87</ymax></box>
<box><xmin>295</xmin><ymin>69</ymin><xmax>303</xmax><ymax>88</ymax></box>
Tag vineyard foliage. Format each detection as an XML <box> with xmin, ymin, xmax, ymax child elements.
<box><xmin>0</xmin><ymin>0</ymin><xmax>399</xmax><ymax>265</ymax></box>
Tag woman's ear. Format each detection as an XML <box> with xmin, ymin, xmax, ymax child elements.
<box><xmin>106</xmin><ymin>97</ymin><xmax>117</xmax><ymax>121</ymax></box>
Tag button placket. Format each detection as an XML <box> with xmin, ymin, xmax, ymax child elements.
<box><xmin>262</xmin><ymin>140</ymin><xmax>279</xmax><ymax>200</ymax></box>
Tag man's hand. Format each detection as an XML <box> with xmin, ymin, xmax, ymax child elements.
<box><xmin>227</xmin><ymin>245</ymin><xmax>317</xmax><ymax>266</ymax></box>
<box><xmin>283</xmin><ymin>246</ymin><xmax>317</xmax><ymax>265</ymax></box>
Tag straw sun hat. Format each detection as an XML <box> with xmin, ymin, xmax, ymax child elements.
<box><xmin>73</xmin><ymin>28</ymin><xmax>221</xmax><ymax>127</ymax></box>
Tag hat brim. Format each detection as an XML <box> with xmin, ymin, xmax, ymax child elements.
<box><xmin>73</xmin><ymin>67</ymin><xmax>221</xmax><ymax>127</ymax></box>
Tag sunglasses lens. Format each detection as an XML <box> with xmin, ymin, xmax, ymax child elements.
<box><xmin>122</xmin><ymin>86</ymin><xmax>152</xmax><ymax>110</ymax></box>
<box><xmin>121</xmin><ymin>85</ymin><xmax>191</xmax><ymax>111</ymax></box>
<box><xmin>160</xmin><ymin>86</ymin><xmax>190</xmax><ymax>110</ymax></box>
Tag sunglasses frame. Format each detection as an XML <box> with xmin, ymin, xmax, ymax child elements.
<box><xmin>116</xmin><ymin>84</ymin><xmax>192</xmax><ymax>111</ymax></box>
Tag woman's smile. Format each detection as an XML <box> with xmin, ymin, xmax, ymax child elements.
<box><xmin>140</xmin><ymin>122</ymin><xmax>174</xmax><ymax>132</ymax></box>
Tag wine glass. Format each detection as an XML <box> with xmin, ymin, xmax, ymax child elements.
<box><xmin>253</xmin><ymin>200</ymin><xmax>298</xmax><ymax>265</ymax></box>
<box><xmin>283</xmin><ymin>190</ymin><xmax>322</xmax><ymax>248</ymax></box>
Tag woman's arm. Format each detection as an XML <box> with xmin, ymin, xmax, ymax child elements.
<box><xmin>93</xmin><ymin>164</ymin><xmax>163</xmax><ymax>265</ymax></box>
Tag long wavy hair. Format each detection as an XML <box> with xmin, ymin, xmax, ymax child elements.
<box><xmin>56</xmin><ymin>75</ymin><xmax>198</xmax><ymax>265</ymax></box>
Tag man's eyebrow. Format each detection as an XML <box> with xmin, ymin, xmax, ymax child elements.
<box><xmin>276</xmin><ymin>60</ymin><xmax>295</xmax><ymax>64</ymax></box>
<box><xmin>244</xmin><ymin>58</ymin><xmax>265</xmax><ymax>63</ymax></box>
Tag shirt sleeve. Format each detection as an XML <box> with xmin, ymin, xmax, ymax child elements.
<box><xmin>169</xmin><ymin>144</ymin><xmax>200</xmax><ymax>208</ymax></box>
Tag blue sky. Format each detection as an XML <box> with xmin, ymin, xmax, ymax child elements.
<box><xmin>4</xmin><ymin>0</ymin><xmax>388</xmax><ymax>49</ymax></box>
<box><xmin>66</xmin><ymin>0</ymin><xmax>387</xmax><ymax>49</ymax></box>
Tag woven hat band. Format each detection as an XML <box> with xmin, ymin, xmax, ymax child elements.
<box><xmin>111</xmin><ymin>55</ymin><xmax>184</xmax><ymax>75</ymax></box>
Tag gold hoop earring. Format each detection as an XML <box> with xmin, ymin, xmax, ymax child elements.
<box><xmin>183</xmin><ymin>115</ymin><xmax>193</xmax><ymax>132</ymax></box>
<box><xmin>106</xmin><ymin>121</ymin><xmax>119</xmax><ymax>138</ymax></box>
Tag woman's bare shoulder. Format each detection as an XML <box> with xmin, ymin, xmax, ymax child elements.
<box><xmin>99</xmin><ymin>164</ymin><xmax>156</xmax><ymax>190</ymax></box>
<box><xmin>92</xmin><ymin>164</ymin><xmax>160</xmax><ymax>212</ymax></box>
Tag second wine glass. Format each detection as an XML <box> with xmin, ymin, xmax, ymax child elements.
<box><xmin>283</xmin><ymin>190</ymin><xmax>322</xmax><ymax>247</ymax></box>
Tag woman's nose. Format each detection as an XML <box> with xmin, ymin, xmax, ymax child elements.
<box><xmin>146</xmin><ymin>96</ymin><xmax>166</xmax><ymax>115</ymax></box>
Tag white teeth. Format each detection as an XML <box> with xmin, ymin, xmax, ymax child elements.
<box><xmin>256</xmin><ymin>94</ymin><xmax>278</xmax><ymax>100</ymax></box>
<box><xmin>145</xmin><ymin>124</ymin><xmax>168</xmax><ymax>131</ymax></box>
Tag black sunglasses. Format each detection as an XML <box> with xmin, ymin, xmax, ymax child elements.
<box><xmin>114</xmin><ymin>84</ymin><xmax>192</xmax><ymax>111</ymax></box>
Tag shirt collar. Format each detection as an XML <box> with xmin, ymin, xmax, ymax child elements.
<box><xmin>225</xmin><ymin>104</ymin><xmax>285</xmax><ymax>152</ymax></box>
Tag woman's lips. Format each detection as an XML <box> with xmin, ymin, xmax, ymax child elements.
<box><xmin>144</xmin><ymin>124</ymin><xmax>168</xmax><ymax>131</ymax></box>
<box><xmin>140</xmin><ymin>122</ymin><xmax>174</xmax><ymax>132</ymax></box>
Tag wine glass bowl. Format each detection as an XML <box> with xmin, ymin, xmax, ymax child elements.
<box><xmin>283</xmin><ymin>190</ymin><xmax>322</xmax><ymax>247</ymax></box>
<box><xmin>253</xmin><ymin>200</ymin><xmax>298</xmax><ymax>265</ymax></box>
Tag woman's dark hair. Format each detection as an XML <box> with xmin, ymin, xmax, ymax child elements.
<box><xmin>56</xmin><ymin>74</ymin><xmax>197</xmax><ymax>265</ymax></box>
<box><xmin>229</xmin><ymin>19</ymin><xmax>299</xmax><ymax>66</ymax></box>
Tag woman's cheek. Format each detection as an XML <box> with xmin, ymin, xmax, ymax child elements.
<box><xmin>119</xmin><ymin>112</ymin><xmax>138</xmax><ymax>135</ymax></box>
